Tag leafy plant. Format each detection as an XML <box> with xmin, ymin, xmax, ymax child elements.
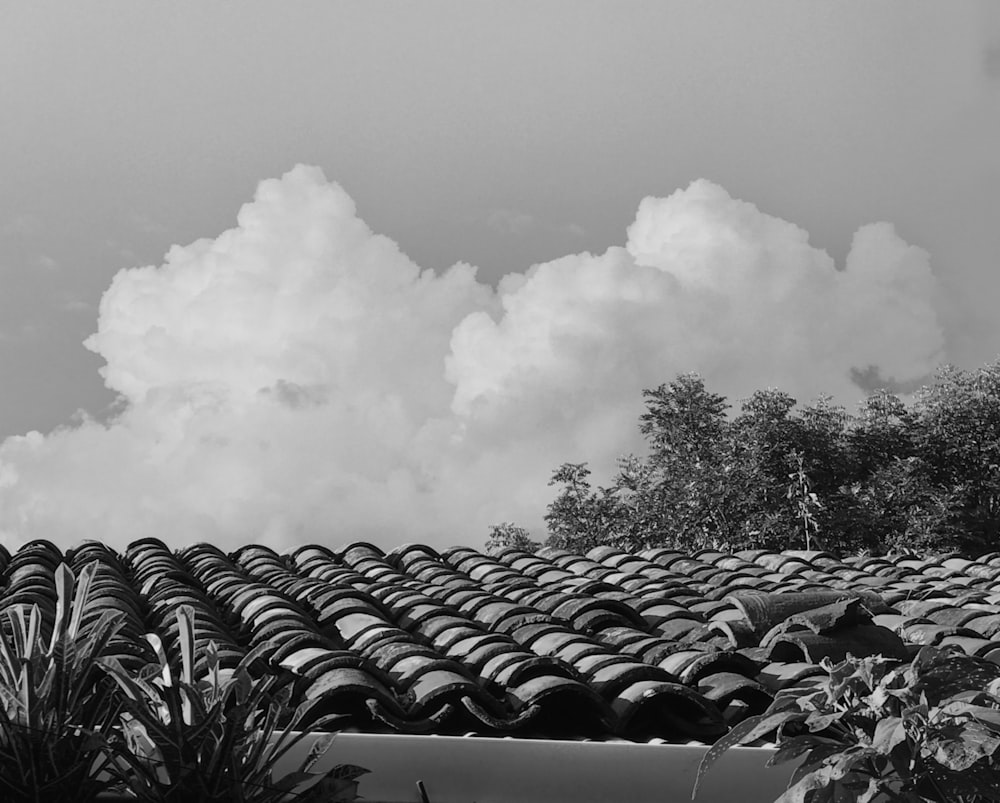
<box><xmin>485</xmin><ymin>522</ymin><xmax>540</xmax><ymax>555</ymax></box>
<box><xmin>100</xmin><ymin>605</ymin><xmax>363</xmax><ymax>803</ymax></box>
<box><xmin>787</xmin><ymin>451</ymin><xmax>822</xmax><ymax>551</ymax></box>
<box><xmin>295</xmin><ymin>763</ymin><xmax>370</xmax><ymax>803</ymax></box>
<box><xmin>0</xmin><ymin>563</ymin><xmax>126</xmax><ymax>803</ymax></box>
<box><xmin>694</xmin><ymin>646</ymin><xmax>1000</xmax><ymax>802</ymax></box>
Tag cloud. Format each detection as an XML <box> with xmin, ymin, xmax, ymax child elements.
<box><xmin>448</xmin><ymin>181</ymin><xmax>942</xmax><ymax>423</ymax></box>
<box><xmin>0</xmin><ymin>167</ymin><xmax>945</xmax><ymax>552</ymax></box>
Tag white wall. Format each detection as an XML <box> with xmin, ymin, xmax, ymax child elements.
<box><xmin>277</xmin><ymin>733</ymin><xmax>794</xmax><ymax>803</ymax></box>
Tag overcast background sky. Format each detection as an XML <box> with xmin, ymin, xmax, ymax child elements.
<box><xmin>0</xmin><ymin>1</ymin><xmax>998</xmax><ymax>550</ymax></box>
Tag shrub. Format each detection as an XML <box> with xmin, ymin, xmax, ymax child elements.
<box><xmin>0</xmin><ymin>563</ymin><xmax>125</xmax><ymax>803</ymax></box>
<box><xmin>695</xmin><ymin>646</ymin><xmax>1000</xmax><ymax>802</ymax></box>
<box><xmin>100</xmin><ymin>605</ymin><xmax>360</xmax><ymax>802</ymax></box>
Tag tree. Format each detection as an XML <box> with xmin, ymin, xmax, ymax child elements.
<box><xmin>484</xmin><ymin>522</ymin><xmax>539</xmax><ymax>555</ymax></box>
<box><xmin>861</xmin><ymin>456</ymin><xmax>965</xmax><ymax>553</ymax></box>
<box><xmin>912</xmin><ymin>363</ymin><xmax>1000</xmax><ymax>552</ymax></box>
<box><xmin>639</xmin><ymin>373</ymin><xmax>729</xmax><ymax>465</ymax></box>
<box><xmin>541</xmin><ymin>363</ymin><xmax>1000</xmax><ymax>558</ymax></box>
<box><xmin>729</xmin><ymin>388</ymin><xmax>803</xmax><ymax>548</ymax></box>
<box><xmin>849</xmin><ymin>389</ymin><xmax>914</xmax><ymax>476</ymax></box>
<box><xmin>633</xmin><ymin>374</ymin><xmax>738</xmax><ymax>548</ymax></box>
<box><xmin>846</xmin><ymin>390</ymin><xmax>945</xmax><ymax>553</ymax></box>
<box><xmin>543</xmin><ymin>463</ymin><xmax>628</xmax><ymax>552</ymax></box>
<box><xmin>791</xmin><ymin>396</ymin><xmax>863</xmax><ymax>553</ymax></box>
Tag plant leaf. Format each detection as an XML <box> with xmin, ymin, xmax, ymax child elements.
<box><xmin>300</xmin><ymin>733</ymin><xmax>337</xmax><ymax>774</ymax></box>
<box><xmin>940</xmin><ymin>701</ymin><xmax>1000</xmax><ymax>731</ymax></box>
<box><xmin>929</xmin><ymin>723</ymin><xmax>1000</xmax><ymax>771</ymax></box>
<box><xmin>767</xmin><ymin>736</ymin><xmax>838</xmax><ymax>768</ymax></box>
<box><xmin>694</xmin><ymin>710</ymin><xmax>806</xmax><ymax>798</ymax></box>
<box><xmin>68</xmin><ymin>562</ymin><xmax>97</xmax><ymax>639</ymax></box>
<box><xmin>25</xmin><ymin>603</ymin><xmax>40</xmax><ymax>661</ymax></box>
<box><xmin>806</xmin><ymin>711</ymin><xmax>844</xmax><ymax>733</ymax></box>
<box><xmin>176</xmin><ymin>605</ymin><xmax>195</xmax><ymax>688</ymax></box>
<box><xmin>871</xmin><ymin>716</ymin><xmax>905</xmax><ymax>755</ymax></box>
<box><xmin>776</xmin><ymin>748</ymin><xmax>879</xmax><ymax>803</ymax></box>
<box><xmin>50</xmin><ymin>563</ymin><xmax>74</xmax><ymax>650</ymax></box>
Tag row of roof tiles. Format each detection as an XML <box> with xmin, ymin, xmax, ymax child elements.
<box><xmin>2</xmin><ymin>540</ymin><xmax>1000</xmax><ymax>744</ymax></box>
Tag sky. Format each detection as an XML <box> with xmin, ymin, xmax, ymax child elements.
<box><xmin>0</xmin><ymin>1</ymin><xmax>997</xmax><ymax>552</ymax></box>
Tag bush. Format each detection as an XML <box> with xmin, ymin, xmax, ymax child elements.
<box><xmin>100</xmin><ymin>605</ymin><xmax>360</xmax><ymax>802</ymax></box>
<box><xmin>0</xmin><ymin>563</ymin><xmax>125</xmax><ymax>803</ymax></box>
<box><xmin>0</xmin><ymin>564</ymin><xmax>364</xmax><ymax>802</ymax></box>
<box><xmin>695</xmin><ymin>646</ymin><xmax>1000</xmax><ymax>802</ymax></box>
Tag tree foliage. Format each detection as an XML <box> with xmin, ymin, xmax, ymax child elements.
<box><xmin>537</xmin><ymin>362</ymin><xmax>1000</xmax><ymax>556</ymax></box>
<box><xmin>485</xmin><ymin>522</ymin><xmax>540</xmax><ymax>555</ymax></box>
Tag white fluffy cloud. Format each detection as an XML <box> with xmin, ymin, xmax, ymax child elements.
<box><xmin>0</xmin><ymin>167</ymin><xmax>945</xmax><ymax>551</ymax></box>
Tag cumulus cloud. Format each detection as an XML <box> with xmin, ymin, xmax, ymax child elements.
<box><xmin>0</xmin><ymin>166</ymin><xmax>945</xmax><ymax>551</ymax></box>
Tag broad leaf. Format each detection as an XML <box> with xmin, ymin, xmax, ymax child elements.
<box><xmin>694</xmin><ymin>710</ymin><xmax>806</xmax><ymax>798</ymax></box>
<box><xmin>929</xmin><ymin>723</ymin><xmax>1000</xmax><ymax>771</ymax></box>
<box><xmin>300</xmin><ymin>733</ymin><xmax>337</xmax><ymax>774</ymax></box>
<box><xmin>806</xmin><ymin>711</ymin><xmax>844</xmax><ymax>733</ymax></box>
<box><xmin>939</xmin><ymin>700</ymin><xmax>1000</xmax><ymax>731</ymax></box>
<box><xmin>871</xmin><ymin>716</ymin><xmax>905</xmax><ymax>755</ymax></box>
<box><xmin>767</xmin><ymin>735</ymin><xmax>839</xmax><ymax>768</ymax></box>
<box><xmin>776</xmin><ymin>748</ymin><xmax>879</xmax><ymax>803</ymax></box>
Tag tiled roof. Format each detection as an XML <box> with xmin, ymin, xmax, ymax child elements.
<box><xmin>4</xmin><ymin>539</ymin><xmax>1000</xmax><ymax>745</ymax></box>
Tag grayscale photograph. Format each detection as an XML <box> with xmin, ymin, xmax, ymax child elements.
<box><xmin>0</xmin><ymin>3</ymin><xmax>998</xmax><ymax>801</ymax></box>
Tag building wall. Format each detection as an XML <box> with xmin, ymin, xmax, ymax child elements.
<box><xmin>277</xmin><ymin>733</ymin><xmax>793</xmax><ymax>803</ymax></box>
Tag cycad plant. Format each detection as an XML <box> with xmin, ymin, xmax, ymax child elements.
<box><xmin>0</xmin><ymin>563</ymin><xmax>125</xmax><ymax>803</ymax></box>
<box><xmin>100</xmin><ymin>605</ymin><xmax>360</xmax><ymax>802</ymax></box>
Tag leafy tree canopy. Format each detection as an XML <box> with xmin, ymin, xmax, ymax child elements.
<box><xmin>490</xmin><ymin>361</ymin><xmax>1000</xmax><ymax>557</ymax></box>
<box><xmin>484</xmin><ymin>522</ymin><xmax>540</xmax><ymax>555</ymax></box>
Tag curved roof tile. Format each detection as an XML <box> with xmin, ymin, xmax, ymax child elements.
<box><xmin>14</xmin><ymin>541</ymin><xmax>1000</xmax><ymax>745</ymax></box>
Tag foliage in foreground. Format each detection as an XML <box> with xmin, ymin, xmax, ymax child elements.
<box><xmin>695</xmin><ymin>646</ymin><xmax>1000</xmax><ymax>803</ymax></box>
<box><xmin>100</xmin><ymin>605</ymin><xmax>354</xmax><ymax>803</ymax></box>
<box><xmin>0</xmin><ymin>565</ymin><xmax>364</xmax><ymax>802</ymax></box>
<box><xmin>495</xmin><ymin>361</ymin><xmax>1000</xmax><ymax>556</ymax></box>
<box><xmin>0</xmin><ymin>563</ymin><xmax>124</xmax><ymax>803</ymax></box>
